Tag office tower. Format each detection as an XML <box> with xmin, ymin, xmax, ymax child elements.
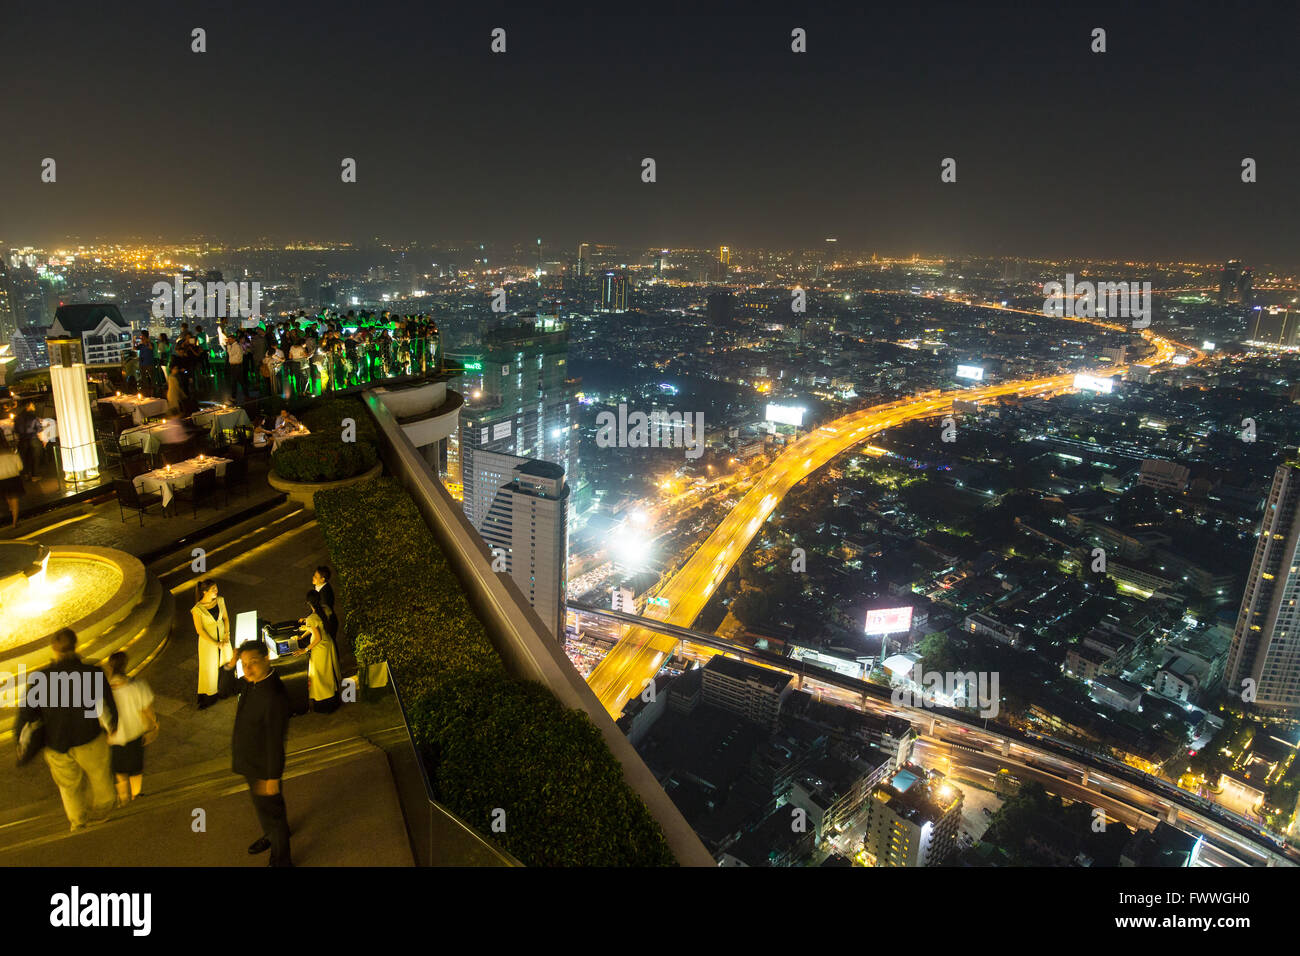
<box><xmin>576</xmin><ymin>243</ymin><xmax>590</xmax><ymax>278</ymax></box>
<box><xmin>717</xmin><ymin>245</ymin><xmax>730</xmax><ymax>280</ymax></box>
<box><xmin>454</xmin><ymin>319</ymin><xmax>577</xmax><ymax>501</ymax></box>
<box><xmin>600</xmin><ymin>272</ymin><xmax>629</xmax><ymax>312</ymax></box>
<box><xmin>0</xmin><ymin>257</ymin><xmax>17</xmax><ymax>349</ymax></box>
<box><xmin>10</xmin><ymin>326</ymin><xmax>49</xmax><ymax>371</ymax></box>
<box><xmin>463</xmin><ymin>446</ymin><xmax>568</xmax><ymax>639</ymax></box>
<box><xmin>707</xmin><ymin>291</ymin><xmax>734</xmax><ymax>325</ymax></box>
<box><xmin>701</xmin><ymin>656</ymin><xmax>792</xmax><ymax>728</ymax></box>
<box><xmin>1225</xmin><ymin>462</ymin><xmax>1300</xmax><ymax>711</ymax></box>
<box><xmin>1219</xmin><ymin>260</ymin><xmax>1242</xmax><ymax>304</ymax></box>
<box><xmin>1248</xmin><ymin>306</ymin><xmax>1300</xmax><ymax>348</ymax></box>
<box><xmin>1237</xmin><ymin>266</ymin><xmax>1254</xmax><ymax>306</ymax></box>
<box><xmin>861</xmin><ymin>767</ymin><xmax>963</xmax><ymax>867</ymax></box>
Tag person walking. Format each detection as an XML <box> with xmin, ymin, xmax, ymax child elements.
<box><xmin>295</xmin><ymin>592</ymin><xmax>340</xmax><ymax>713</ymax></box>
<box><xmin>104</xmin><ymin>651</ymin><xmax>157</xmax><ymax>804</ymax></box>
<box><xmin>14</xmin><ymin>629</ymin><xmax>119</xmax><ymax>831</ymax></box>
<box><xmin>193</xmin><ymin>580</ymin><xmax>232</xmax><ymax>709</ymax></box>
<box><xmin>231</xmin><ymin>641</ymin><xmax>293</xmax><ymax>866</ymax></box>
<box><xmin>0</xmin><ymin>432</ymin><xmax>24</xmax><ymax>527</ymax></box>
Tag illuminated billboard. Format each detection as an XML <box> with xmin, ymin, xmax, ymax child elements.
<box><xmin>955</xmin><ymin>364</ymin><xmax>985</xmax><ymax>381</ymax></box>
<box><xmin>1172</xmin><ymin>355</ymin><xmax>1189</xmax><ymax>366</ymax></box>
<box><xmin>765</xmin><ymin>403</ymin><xmax>806</xmax><ymax>427</ymax></box>
<box><xmin>865</xmin><ymin>606</ymin><xmax>913</xmax><ymax>635</ymax></box>
<box><xmin>1072</xmin><ymin>373</ymin><xmax>1115</xmax><ymax>394</ymax></box>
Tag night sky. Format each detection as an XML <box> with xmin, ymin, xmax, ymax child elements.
<box><xmin>3</xmin><ymin>0</ymin><xmax>1299</xmax><ymax>263</ymax></box>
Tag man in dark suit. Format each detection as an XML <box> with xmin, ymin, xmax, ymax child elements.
<box><xmin>230</xmin><ymin>641</ymin><xmax>293</xmax><ymax>866</ymax></box>
<box><xmin>312</xmin><ymin>565</ymin><xmax>339</xmax><ymax>643</ymax></box>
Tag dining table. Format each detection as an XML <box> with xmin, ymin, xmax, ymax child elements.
<box><xmin>133</xmin><ymin>455</ymin><xmax>230</xmax><ymax>508</ymax></box>
<box><xmin>117</xmin><ymin>421</ymin><xmax>172</xmax><ymax>455</ymax></box>
<box><xmin>98</xmin><ymin>394</ymin><xmax>167</xmax><ymax>425</ymax></box>
<box><xmin>266</xmin><ymin>424</ymin><xmax>310</xmax><ymax>452</ymax></box>
<box><xmin>192</xmin><ymin>404</ymin><xmax>252</xmax><ymax>438</ymax></box>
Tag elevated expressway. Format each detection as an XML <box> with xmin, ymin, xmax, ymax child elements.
<box><xmin>586</xmin><ymin>309</ymin><xmax>1197</xmax><ymax>718</ymax></box>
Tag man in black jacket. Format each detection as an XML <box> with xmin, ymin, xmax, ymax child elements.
<box><xmin>15</xmin><ymin>629</ymin><xmax>119</xmax><ymax>830</ymax></box>
<box><xmin>230</xmin><ymin>641</ymin><xmax>293</xmax><ymax>866</ymax></box>
<box><xmin>311</xmin><ymin>565</ymin><xmax>338</xmax><ymax>642</ymax></box>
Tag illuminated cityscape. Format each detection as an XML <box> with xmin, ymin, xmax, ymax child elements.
<box><xmin>0</xmin><ymin>1</ymin><xmax>1293</xmax><ymax>935</ymax></box>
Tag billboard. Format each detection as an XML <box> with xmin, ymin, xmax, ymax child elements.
<box><xmin>1072</xmin><ymin>373</ymin><xmax>1115</xmax><ymax>394</ymax></box>
<box><xmin>955</xmin><ymin>364</ymin><xmax>985</xmax><ymax>381</ymax></box>
<box><xmin>492</xmin><ymin>420</ymin><xmax>513</xmax><ymax>440</ymax></box>
<box><xmin>865</xmin><ymin>606</ymin><xmax>914</xmax><ymax>635</ymax></box>
<box><xmin>765</xmin><ymin>403</ymin><xmax>806</xmax><ymax>427</ymax></box>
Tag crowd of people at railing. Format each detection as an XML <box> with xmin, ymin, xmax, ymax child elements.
<box><xmin>120</xmin><ymin>310</ymin><xmax>442</xmax><ymax>412</ymax></box>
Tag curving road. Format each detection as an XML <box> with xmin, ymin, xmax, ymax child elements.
<box><xmin>586</xmin><ymin>306</ymin><xmax>1198</xmax><ymax>717</ymax></box>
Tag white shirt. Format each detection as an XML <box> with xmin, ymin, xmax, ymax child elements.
<box><xmin>107</xmin><ymin>678</ymin><xmax>155</xmax><ymax>746</ymax></box>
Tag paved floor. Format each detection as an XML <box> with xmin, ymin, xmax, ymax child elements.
<box><xmin>1</xmin><ymin>455</ymin><xmax>282</xmax><ymax>552</ymax></box>
<box><xmin>0</xmin><ymin>517</ymin><xmax>415</xmax><ymax>865</ymax></box>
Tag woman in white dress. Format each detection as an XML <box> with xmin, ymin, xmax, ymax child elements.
<box><xmin>192</xmin><ymin>580</ymin><xmax>232</xmax><ymax>709</ymax></box>
<box><xmin>295</xmin><ymin>591</ymin><xmax>340</xmax><ymax>713</ymax></box>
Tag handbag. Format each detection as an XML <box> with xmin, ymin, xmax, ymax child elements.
<box><xmin>16</xmin><ymin>719</ymin><xmax>45</xmax><ymax>766</ymax></box>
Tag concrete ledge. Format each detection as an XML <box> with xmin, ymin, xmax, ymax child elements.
<box><xmin>268</xmin><ymin>461</ymin><xmax>384</xmax><ymax>511</ymax></box>
<box><xmin>361</xmin><ymin>390</ymin><xmax>715</xmax><ymax>867</ymax></box>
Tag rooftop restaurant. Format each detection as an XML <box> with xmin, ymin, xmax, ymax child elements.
<box><xmin>0</xmin><ymin>308</ymin><xmax>710</xmax><ymax>866</ymax></box>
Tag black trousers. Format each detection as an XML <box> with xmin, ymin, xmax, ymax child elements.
<box><xmin>245</xmin><ymin>776</ymin><xmax>292</xmax><ymax>866</ymax></box>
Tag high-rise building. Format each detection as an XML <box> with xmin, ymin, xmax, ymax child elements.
<box><xmin>600</xmin><ymin>272</ymin><xmax>629</xmax><ymax>312</ymax></box>
<box><xmin>453</xmin><ymin>318</ymin><xmax>578</xmax><ymax>508</ymax></box>
<box><xmin>1225</xmin><ymin>461</ymin><xmax>1300</xmax><ymax>711</ymax></box>
<box><xmin>0</xmin><ymin>254</ymin><xmax>19</xmax><ymax>348</ymax></box>
<box><xmin>1219</xmin><ymin>260</ymin><xmax>1242</xmax><ymax>304</ymax></box>
<box><xmin>707</xmin><ymin>291</ymin><xmax>734</xmax><ymax>325</ymax></box>
<box><xmin>1248</xmin><ymin>306</ymin><xmax>1300</xmax><ymax>348</ymax></box>
<box><xmin>463</xmin><ymin>446</ymin><xmax>568</xmax><ymax>639</ymax></box>
<box><xmin>861</xmin><ymin>766</ymin><xmax>963</xmax><ymax>867</ymax></box>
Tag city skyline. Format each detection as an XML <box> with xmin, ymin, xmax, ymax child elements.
<box><xmin>3</xmin><ymin>3</ymin><xmax>1299</xmax><ymax>261</ymax></box>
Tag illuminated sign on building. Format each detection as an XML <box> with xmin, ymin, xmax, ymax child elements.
<box><xmin>1072</xmin><ymin>373</ymin><xmax>1115</xmax><ymax>394</ymax></box>
<box><xmin>865</xmin><ymin>606</ymin><xmax>914</xmax><ymax>636</ymax></box>
<box><xmin>765</xmin><ymin>404</ymin><xmax>806</xmax><ymax>427</ymax></box>
<box><xmin>955</xmin><ymin>365</ymin><xmax>985</xmax><ymax>381</ymax></box>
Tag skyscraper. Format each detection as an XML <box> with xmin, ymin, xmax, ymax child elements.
<box><xmin>0</xmin><ymin>253</ymin><xmax>18</xmax><ymax>348</ymax></box>
<box><xmin>1225</xmin><ymin>461</ymin><xmax>1300</xmax><ymax>711</ymax></box>
<box><xmin>1219</xmin><ymin>260</ymin><xmax>1242</xmax><ymax>304</ymax></box>
<box><xmin>600</xmin><ymin>273</ymin><xmax>629</xmax><ymax>312</ymax></box>
<box><xmin>454</xmin><ymin>317</ymin><xmax>578</xmax><ymax>509</ymax></box>
<box><xmin>464</xmin><ymin>446</ymin><xmax>569</xmax><ymax>639</ymax></box>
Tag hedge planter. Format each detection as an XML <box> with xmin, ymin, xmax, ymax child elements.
<box><xmin>268</xmin><ymin>459</ymin><xmax>383</xmax><ymax>510</ymax></box>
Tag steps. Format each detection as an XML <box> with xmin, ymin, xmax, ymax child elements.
<box><xmin>146</xmin><ymin>499</ymin><xmax>314</xmax><ymax>591</ymax></box>
<box><xmin>0</xmin><ymin>728</ymin><xmax>403</xmax><ymax>859</ymax></box>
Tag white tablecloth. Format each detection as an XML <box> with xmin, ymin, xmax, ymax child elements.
<box><xmin>267</xmin><ymin>425</ymin><xmax>310</xmax><ymax>452</ymax></box>
<box><xmin>117</xmin><ymin>422</ymin><xmax>170</xmax><ymax>454</ymax></box>
<box><xmin>193</xmin><ymin>406</ymin><xmax>252</xmax><ymax>437</ymax></box>
<box><xmin>99</xmin><ymin>395</ymin><xmax>167</xmax><ymax>425</ymax></box>
<box><xmin>134</xmin><ymin>456</ymin><xmax>230</xmax><ymax>507</ymax></box>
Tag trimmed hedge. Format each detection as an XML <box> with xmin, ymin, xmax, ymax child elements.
<box><xmin>315</xmin><ymin>478</ymin><xmax>676</xmax><ymax>866</ymax></box>
<box><xmin>300</xmin><ymin>397</ymin><xmax>378</xmax><ymax>444</ymax></box>
<box><xmin>272</xmin><ymin>397</ymin><xmax>380</xmax><ymax>482</ymax></box>
<box><xmin>271</xmin><ymin>432</ymin><xmax>378</xmax><ymax>482</ymax></box>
